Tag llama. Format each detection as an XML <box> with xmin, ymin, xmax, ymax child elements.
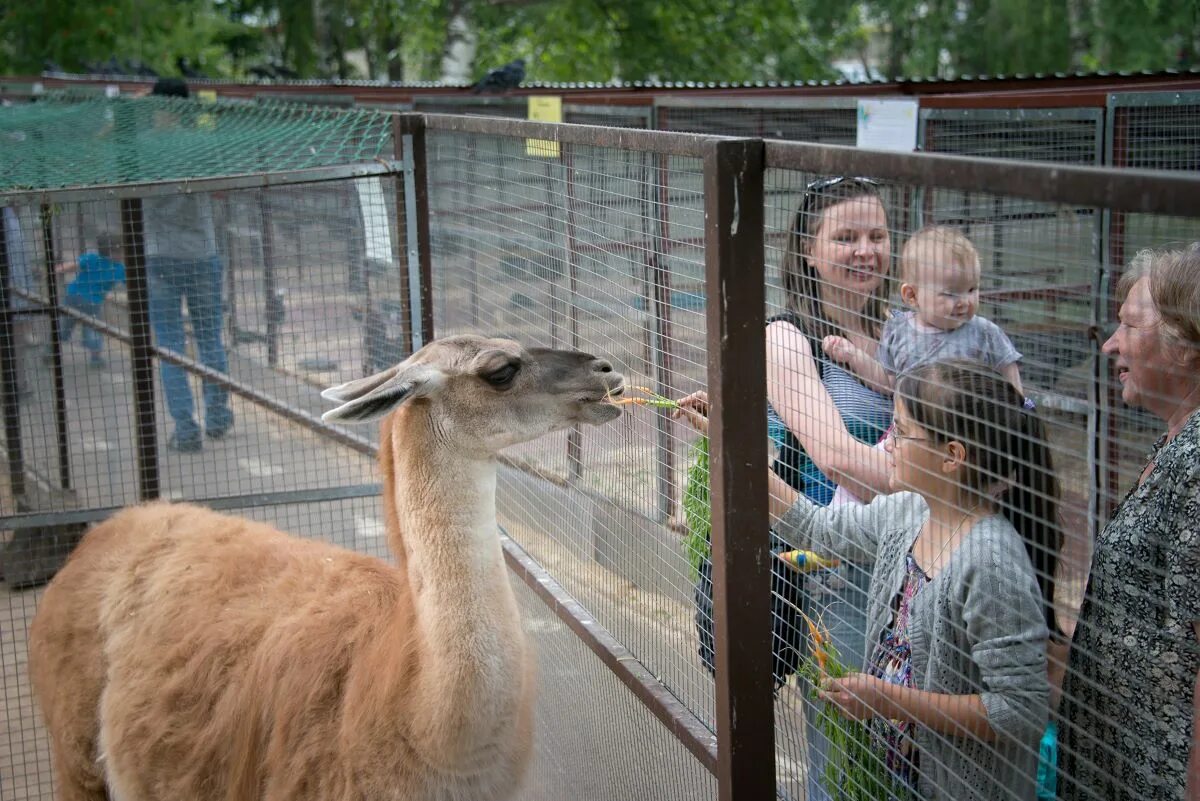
<box><xmin>28</xmin><ymin>334</ymin><xmax>625</xmax><ymax>801</ymax></box>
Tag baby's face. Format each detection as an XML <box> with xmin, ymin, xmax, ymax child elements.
<box><xmin>908</xmin><ymin>251</ymin><xmax>980</xmax><ymax>331</ymax></box>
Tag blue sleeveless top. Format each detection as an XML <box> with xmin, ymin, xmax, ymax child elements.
<box><xmin>768</xmin><ymin>317</ymin><xmax>893</xmax><ymax>505</ymax></box>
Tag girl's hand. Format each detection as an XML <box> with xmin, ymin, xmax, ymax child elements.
<box><xmin>818</xmin><ymin>673</ymin><xmax>889</xmax><ymax>722</ymax></box>
<box><xmin>672</xmin><ymin>391</ymin><xmax>709</xmax><ymax>435</ymax></box>
<box><xmin>821</xmin><ymin>335</ymin><xmax>857</xmax><ymax>364</ymax></box>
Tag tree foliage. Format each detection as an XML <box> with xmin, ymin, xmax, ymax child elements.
<box><xmin>0</xmin><ymin>0</ymin><xmax>1196</xmax><ymax>82</ymax></box>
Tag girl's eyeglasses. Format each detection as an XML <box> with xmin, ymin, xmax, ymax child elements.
<box><xmin>888</xmin><ymin>429</ymin><xmax>927</xmax><ymax>446</ymax></box>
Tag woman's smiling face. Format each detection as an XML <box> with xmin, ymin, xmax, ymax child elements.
<box><xmin>1102</xmin><ymin>277</ymin><xmax>1180</xmax><ymax>416</ymax></box>
<box><xmin>805</xmin><ymin>194</ymin><xmax>892</xmax><ymax>303</ymax></box>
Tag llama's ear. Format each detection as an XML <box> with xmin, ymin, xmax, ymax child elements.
<box><xmin>321</xmin><ymin>365</ymin><xmax>401</xmax><ymax>403</ymax></box>
<box><xmin>321</xmin><ymin>365</ymin><xmax>444</xmax><ymax>423</ymax></box>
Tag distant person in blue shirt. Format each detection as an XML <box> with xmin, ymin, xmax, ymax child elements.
<box><xmin>57</xmin><ymin>232</ymin><xmax>126</xmax><ymax>368</ymax></box>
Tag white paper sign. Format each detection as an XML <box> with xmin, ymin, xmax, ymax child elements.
<box><xmin>355</xmin><ymin>177</ymin><xmax>393</xmax><ymax>265</ymax></box>
<box><xmin>856</xmin><ymin>99</ymin><xmax>919</xmax><ymax>152</ymax></box>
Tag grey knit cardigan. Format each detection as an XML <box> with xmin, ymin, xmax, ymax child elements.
<box><xmin>775</xmin><ymin>491</ymin><xmax>1049</xmax><ymax>801</ymax></box>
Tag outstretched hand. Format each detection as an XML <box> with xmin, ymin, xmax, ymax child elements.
<box><xmin>671</xmin><ymin>390</ymin><xmax>710</xmax><ymax>435</ymax></box>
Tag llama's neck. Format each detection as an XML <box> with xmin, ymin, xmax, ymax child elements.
<box><xmin>378</xmin><ymin>407</ymin><xmax>526</xmax><ymax>756</ymax></box>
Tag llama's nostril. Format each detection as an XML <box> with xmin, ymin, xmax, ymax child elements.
<box><xmin>592</xmin><ymin>359</ymin><xmax>614</xmax><ymax>373</ymax></box>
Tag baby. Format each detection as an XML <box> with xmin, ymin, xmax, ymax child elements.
<box><xmin>824</xmin><ymin>225</ymin><xmax>1024</xmax><ymax>397</ymax></box>
<box><xmin>823</xmin><ymin>225</ymin><xmax>1024</xmax><ymax>506</ymax></box>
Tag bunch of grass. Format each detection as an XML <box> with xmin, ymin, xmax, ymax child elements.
<box><xmin>794</xmin><ymin>610</ymin><xmax>900</xmax><ymax>801</ymax></box>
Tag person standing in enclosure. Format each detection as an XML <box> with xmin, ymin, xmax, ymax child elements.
<box><xmin>1058</xmin><ymin>245</ymin><xmax>1200</xmax><ymax>801</ymax></box>
<box><xmin>142</xmin><ymin>77</ymin><xmax>232</xmax><ymax>453</ymax></box>
<box><xmin>55</xmin><ymin>232</ymin><xmax>126</xmax><ymax>368</ymax></box>
<box><xmin>677</xmin><ymin>176</ymin><xmax>897</xmax><ymax>801</ymax></box>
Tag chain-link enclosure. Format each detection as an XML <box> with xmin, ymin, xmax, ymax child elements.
<box><xmin>3</xmin><ymin>101</ymin><xmax>1200</xmax><ymax>801</ymax></box>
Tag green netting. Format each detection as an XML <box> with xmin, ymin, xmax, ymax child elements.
<box><xmin>0</xmin><ymin>94</ymin><xmax>395</xmax><ymax>192</ymax></box>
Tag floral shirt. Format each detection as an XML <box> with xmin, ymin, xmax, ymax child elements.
<box><xmin>1059</xmin><ymin>408</ymin><xmax>1200</xmax><ymax>801</ymax></box>
<box><xmin>869</xmin><ymin>553</ymin><xmax>929</xmax><ymax>793</ymax></box>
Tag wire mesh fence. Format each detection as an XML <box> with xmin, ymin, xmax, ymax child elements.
<box><xmin>918</xmin><ymin>107</ymin><xmax>1104</xmax><ymax>164</ymax></box>
<box><xmin>3</xmin><ymin>102</ymin><xmax>1200</xmax><ymax>801</ymax></box>
<box><xmin>657</xmin><ymin>97</ymin><xmax>859</xmax><ymax>144</ymax></box>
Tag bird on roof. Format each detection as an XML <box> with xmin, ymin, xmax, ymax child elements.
<box><xmin>472</xmin><ymin>58</ymin><xmax>525</xmax><ymax>94</ymax></box>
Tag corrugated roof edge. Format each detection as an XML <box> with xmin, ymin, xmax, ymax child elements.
<box><xmin>34</xmin><ymin>66</ymin><xmax>1200</xmax><ymax>92</ymax></box>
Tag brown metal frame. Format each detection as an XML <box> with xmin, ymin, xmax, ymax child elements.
<box><xmin>703</xmin><ymin>138</ymin><xmax>774</xmax><ymax>801</ymax></box>
<box><xmin>119</xmin><ymin>198</ymin><xmax>160</xmax><ymax>501</ymax></box>
<box><xmin>763</xmin><ymin>141</ymin><xmax>1200</xmax><ymax>216</ymax></box>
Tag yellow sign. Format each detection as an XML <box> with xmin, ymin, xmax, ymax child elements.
<box><xmin>526</xmin><ymin>96</ymin><xmax>562</xmax><ymax>158</ymax></box>
<box><xmin>196</xmin><ymin>90</ymin><xmax>218</xmax><ymax>129</ymax></box>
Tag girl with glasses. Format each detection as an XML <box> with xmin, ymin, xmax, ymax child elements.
<box><xmin>773</xmin><ymin>359</ymin><xmax>1061</xmax><ymax>801</ymax></box>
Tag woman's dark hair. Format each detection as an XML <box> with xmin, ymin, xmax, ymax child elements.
<box><xmin>897</xmin><ymin>360</ymin><xmax>1063</xmax><ymax>634</ymax></box>
<box><xmin>781</xmin><ymin>176</ymin><xmax>890</xmax><ymax>343</ymax></box>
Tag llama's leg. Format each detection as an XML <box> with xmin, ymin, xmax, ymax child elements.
<box><xmin>97</xmin><ymin>696</ymin><xmax>153</xmax><ymax>801</ymax></box>
<box><xmin>46</xmin><ymin>733</ymin><xmax>109</xmax><ymax>801</ymax></box>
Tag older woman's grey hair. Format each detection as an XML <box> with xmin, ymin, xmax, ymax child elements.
<box><xmin>1117</xmin><ymin>244</ymin><xmax>1200</xmax><ymax>359</ymax></box>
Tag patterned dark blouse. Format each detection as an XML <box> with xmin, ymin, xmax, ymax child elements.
<box><xmin>1059</xmin><ymin>408</ymin><xmax>1200</xmax><ymax>801</ymax></box>
<box><xmin>868</xmin><ymin>553</ymin><xmax>929</xmax><ymax>794</ymax></box>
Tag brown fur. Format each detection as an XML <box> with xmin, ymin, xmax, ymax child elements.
<box><xmin>28</xmin><ymin>336</ymin><xmax>623</xmax><ymax>801</ymax></box>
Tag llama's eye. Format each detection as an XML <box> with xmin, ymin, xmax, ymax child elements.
<box><xmin>485</xmin><ymin>363</ymin><xmax>519</xmax><ymax>387</ymax></box>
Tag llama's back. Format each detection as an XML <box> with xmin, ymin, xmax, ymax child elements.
<box><xmin>31</xmin><ymin>501</ymin><xmax>409</xmax><ymax>800</ymax></box>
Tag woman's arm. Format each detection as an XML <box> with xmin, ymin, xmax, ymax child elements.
<box><xmin>766</xmin><ymin>321</ymin><xmax>891</xmax><ymax>500</ymax></box>
<box><xmin>820</xmin><ymin>675</ymin><xmax>996</xmax><ymax>740</ymax></box>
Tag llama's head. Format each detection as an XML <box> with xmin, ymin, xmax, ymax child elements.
<box><xmin>321</xmin><ymin>335</ymin><xmax>625</xmax><ymax>453</ymax></box>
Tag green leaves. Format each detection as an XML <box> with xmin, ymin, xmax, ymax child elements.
<box><xmin>0</xmin><ymin>0</ymin><xmax>1193</xmax><ymax>82</ymax></box>
<box><xmin>682</xmin><ymin>435</ymin><xmax>711</xmax><ymax>582</ymax></box>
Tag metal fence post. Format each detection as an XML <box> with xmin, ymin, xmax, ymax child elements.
<box><xmin>561</xmin><ymin>142</ymin><xmax>585</xmax><ymax>480</ymax></box>
<box><xmin>395</xmin><ymin>114</ymin><xmax>434</xmax><ymax>351</ymax></box>
<box><xmin>703</xmin><ymin>137</ymin><xmax>774</xmax><ymax>801</ymax></box>
<box><xmin>649</xmin><ymin>150</ymin><xmax>678</xmax><ymax>522</ymax></box>
<box><xmin>120</xmin><ymin>198</ymin><xmax>160</xmax><ymax>501</ymax></box>
<box><xmin>1100</xmin><ymin>98</ymin><xmax>1127</xmax><ymax>522</ymax></box>
<box><xmin>0</xmin><ymin>208</ymin><xmax>26</xmax><ymax>501</ymax></box>
<box><xmin>40</xmin><ymin>203</ymin><xmax>71</xmax><ymax>490</ymax></box>
<box><xmin>258</xmin><ymin>190</ymin><xmax>281</xmax><ymax>368</ymax></box>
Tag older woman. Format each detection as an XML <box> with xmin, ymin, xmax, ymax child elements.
<box><xmin>1059</xmin><ymin>245</ymin><xmax>1200</xmax><ymax>801</ymax></box>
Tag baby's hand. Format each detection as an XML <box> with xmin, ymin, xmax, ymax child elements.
<box><xmin>822</xmin><ymin>335</ymin><xmax>857</xmax><ymax>363</ymax></box>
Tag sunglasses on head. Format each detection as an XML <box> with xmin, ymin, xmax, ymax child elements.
<box><xmin>796</xmin><ymin>175</ymin><xmax>882</xmax><ymax>232</ymax></box>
